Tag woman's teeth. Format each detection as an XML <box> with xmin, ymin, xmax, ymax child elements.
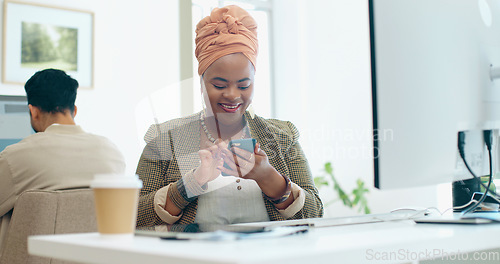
<box><xmin>221</xmin><ymin>104</ymin><xmax>239</xmax><ymax>109</ymax></box>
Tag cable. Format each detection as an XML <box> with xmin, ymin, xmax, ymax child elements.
<box><xmin>452</xmin><ymin>199</ymin><xmax>479</xmax><ymax>211</ymax></box>
<box><xmin>479</xmin><ymin>130</ymin><xmax>499</xmax><ymax>197</ymax></box>
<box><xmin>459</xmin><ymin>130</ymin><xmax>495</xmax><ymax>215</ymax></box>
<box><xmin>456</xmin><ymin>131</ymin><xmax>499</xmax><ymax>198</ymax></box>
<box><xmin>462</xmin><ymin>147</ymin><xmax>492</xmax><ymax>214</ymax></box>
<box><xmin>442</xmin><ymin>206</ymin><xmax>458</xmax><ymax>215</ymax></box>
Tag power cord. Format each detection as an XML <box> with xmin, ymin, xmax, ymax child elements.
<box><xmin>456</xmin><ymin>131</ymin><xmax>498</xmax><ymax>198</ymax></box>
<box><xmin>457</xmin><ymin>130</ymin><xmax>495</xmax><ymax>215</ymax></box>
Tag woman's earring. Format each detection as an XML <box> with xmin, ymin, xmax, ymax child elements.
<box><xmin>201</xmin><ymin>93</ymin><xmax>206</xmax><ymax>111</ymax></box>
<box><xmin>247</xmin><ymin>104</ymin><xmax>255</xmax><ymax>119</ymax></box>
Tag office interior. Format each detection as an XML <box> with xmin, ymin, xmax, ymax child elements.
<box><xmin>0</xmin><ymin>0</ymin><xmax>464</xmax><ymax>219</ymax></box>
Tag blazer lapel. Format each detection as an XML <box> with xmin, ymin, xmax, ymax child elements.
<box><xmin>170</xmin><ymin>117</ymin><xmax>201</xmax><ymax>177</ymax></box>
<box><xmin>245</xmin><ymin>112</ymin><xmax>290</xmax><ymax>177</ymax></box>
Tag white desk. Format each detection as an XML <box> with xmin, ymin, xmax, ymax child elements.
<box><xmin>28</xmin><ymin>220</ymin><xmax>500</xmax><ymax>264</ymax></box>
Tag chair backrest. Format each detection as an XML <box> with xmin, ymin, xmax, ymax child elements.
<box><xmin>0</xmin><ymin>189</ymin><xmax>97</xmax><ymax>264</ymax></box>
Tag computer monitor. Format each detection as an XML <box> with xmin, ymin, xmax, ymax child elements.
<box><xmin>0</xmin><ymin>95</ymin><xmax>32</xmax><ymax>152</ymax></box>
<box><xmin>369</xmin><ymin>0</ymin><xmax>500</xmax><ymax>189</ymax></box>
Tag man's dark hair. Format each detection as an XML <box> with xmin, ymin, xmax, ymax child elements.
<box><xmin>24</xmin><ymin>68</ymin><xmax>78</xmax><ymax>113</ymax></box>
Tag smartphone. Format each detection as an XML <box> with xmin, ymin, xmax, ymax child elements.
<box><xmin>228</xmin><ymin>138</ymin><xmax>257</xmax><ymax>153</ymax></box>
<box><xmin>222</xmin><ymin>138</ymin><xmax>256</xmax><ymax>176</ymax></box>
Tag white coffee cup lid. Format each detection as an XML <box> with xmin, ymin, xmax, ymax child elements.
<box><xmin>90</xmin><ymin>174</ymin><xmax>143</xmax><ymax>189</ymax></box>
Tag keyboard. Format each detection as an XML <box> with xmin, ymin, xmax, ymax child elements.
<box><xmin>232</xmin><ymin>211</ymin><xmax>425</xmax><ymax>228</ymax></box>
<box><xmin>415</xmin><ymin>212</ymin><xmax>500</xmax><ymax>225</ymax></box>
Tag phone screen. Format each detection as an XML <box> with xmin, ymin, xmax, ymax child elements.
<box><xmin>222</xmin><ymin>138</ymin><xmax>256</xmax><ymax>176</ymax></box>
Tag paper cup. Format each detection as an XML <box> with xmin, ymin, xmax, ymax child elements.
<box><xmin>90</xmin><ymin>174</ymin><xmax>142</xmax><ymax>235</ymax></box>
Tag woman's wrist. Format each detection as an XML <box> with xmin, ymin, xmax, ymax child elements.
<box><xmin>166</xmin><ymin>170</ymin><xmax>208</xmax><ymax>211</ymax></box>
<box><xmin>165</xmin><ymin>189</ymin><xmax>182</xmax><ymax>216</ymax></box>
<box><xmin>262</xmin><ymin>174</ymin><xmax>292</xmax><ymax>204</ymax></box>
<box><xmin>166</xmin><ymin>180</ymin><xmax>192</xmax><ymax>211</ymax></box>
<box><xmin>258</xmin><ymin>168</ymin><xmax>293</xmax><ymax>204</ymax></box>
<box><xmin>176</xmin><ymin>177</ymin><xmax>199</xmax><ymax>203</ymax></box>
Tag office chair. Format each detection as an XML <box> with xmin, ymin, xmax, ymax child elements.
<box><xmin>0</xmin><ymin>189</ymin><xmax>97</xmax><ymax>264</ymax></box>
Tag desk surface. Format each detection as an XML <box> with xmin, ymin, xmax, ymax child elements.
<box><xmin>28</xmin><ymin>220</ymin><xmax>500</xmax><ymax>264</ymax></box>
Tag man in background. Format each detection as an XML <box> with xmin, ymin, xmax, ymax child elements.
<box><xmin>0</xmin><ymin>69</ymin><xmax>126</xmax><ymax>255</ymax></box>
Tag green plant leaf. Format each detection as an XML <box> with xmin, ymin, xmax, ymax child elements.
<box><xmin>324</xmin><ymin>163</ymin><xmax>353</xmax><ymax>207</ymax></box>
<box><xmin>313</xmin><ymin>176</ymin><xmax>329</xmax><ymax>188</ymax></box>
<box><xmin>316</xmin><ymin>162</ymin><xmax>371</xmax><ymax>213</ymax></box>
<box><xmin>364</xmin><ymin>204</ymin><xmax>371</xmax><ymax>214</ymax></box>
<box><xmin>353</xmin><ymin>179</ymin><xmax>370</xmax><ymax>214</ymax></box>
<box><xmin>324</xmin><ymin>162</ymin><xmax>333</xmax><ymax>175</ymax></box>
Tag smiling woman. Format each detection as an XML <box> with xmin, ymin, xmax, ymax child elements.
<box><xmin>135</xmin><ymin>5</ymin><xmax>323</xmax><ymax>228</ymax></box>
<box><xmin>191</xmin><ymin>0</ymin><xmax>272</xmax><ymax>118</ymax></box>
<box><xmin>202</xmin><ymin>53</ymin><xmax>254</xmax><ymax>129</ymax></box>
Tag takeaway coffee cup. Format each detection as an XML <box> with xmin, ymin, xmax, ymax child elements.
<box><xmin>90</xmin><ymin>174</ymin><xmax>143</xmax><ymax>235</ymax></box>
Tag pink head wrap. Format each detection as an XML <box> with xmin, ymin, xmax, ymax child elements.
<box><xmin>195</xmin><ymin>5</ymin><xmax>258</xmax><ymax>76</ymax></box>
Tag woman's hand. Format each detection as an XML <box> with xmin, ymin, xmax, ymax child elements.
<box><xmin>164</xmin><ymin>143</ymin><xmax>224</xmax><ymax>216</ymax></box>
<box><xmin>219</xmin><ymin>142</ymin><xmax>272</xmax><ymax>183</ymax></box>
<box><xmin>219</xmin><ymin>142</ymin><xmax>293</xmax><ymax>207</ymax></box>
<box><xmin>192</xmin><ymin>143</ymin><xmax>224</xmax><ymax>186</ymax></box>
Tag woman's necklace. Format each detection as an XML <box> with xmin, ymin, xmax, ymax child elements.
<box><xmin>200</xmin><ymin>111</ymin><xmax>247</xmax><ymax>144</ymax></box>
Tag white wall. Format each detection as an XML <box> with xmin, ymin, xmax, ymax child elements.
<box><xmin>0</xmin><ymin>0</ymin><xmax>181</xmax><ymax>176</ymax></box>
<box><xmin>273</xmin><ymin>0</ymin><xmax>450</xmax><ymax>217</ymax></box>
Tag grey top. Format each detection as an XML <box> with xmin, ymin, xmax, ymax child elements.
<box><xmin>195</xmin><ymin>175</ymin><xmax>269</xmax><ymax>226</ymax></box>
